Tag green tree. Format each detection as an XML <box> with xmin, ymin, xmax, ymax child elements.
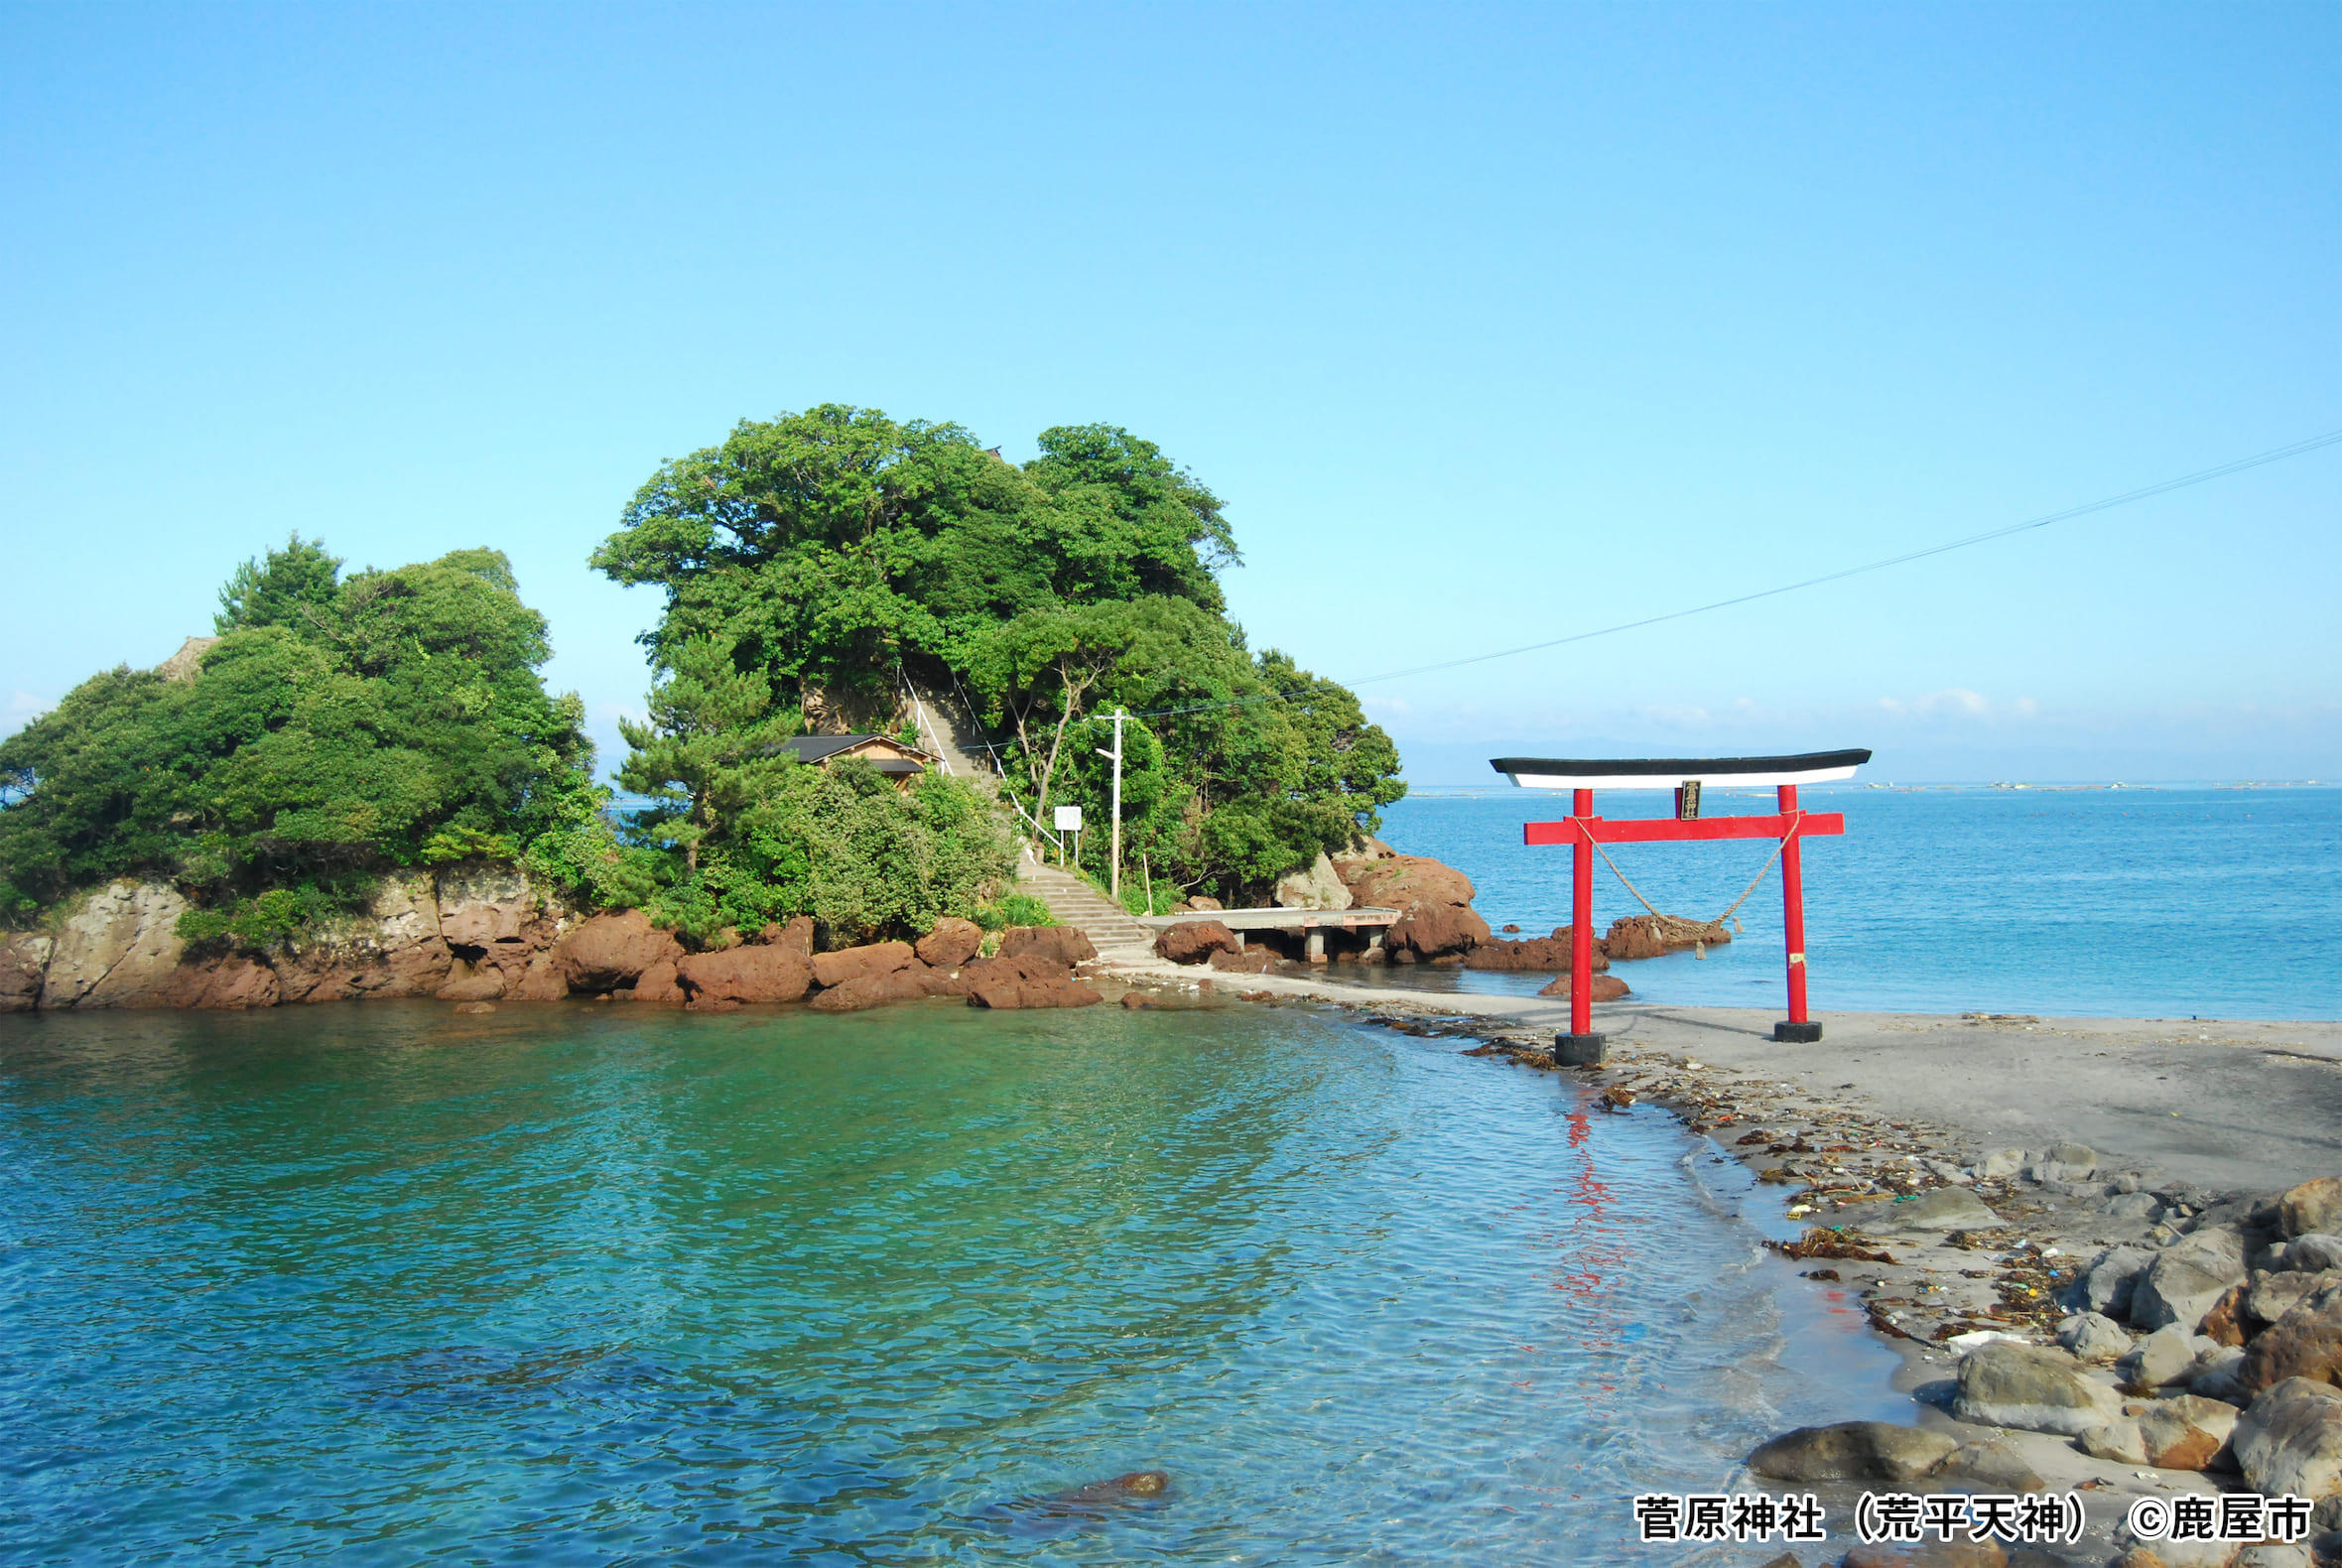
<box><xmin>0</xmin><ymin>542</ymin><xmax>601</xmax><ymax>926</ymax></box>
<box><xmin>214</xmin><ymin>533</ymin><xmax>343</xmax><ymax>634</ymax></box>
<box><xmin>616</xmin><ymin>635</ymin><xmax>797</xmax><ymax>873</ymax></box>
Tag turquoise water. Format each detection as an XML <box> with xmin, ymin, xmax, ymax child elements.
<box><xmin>1375</xmin><ymin>784</ymin><xmax>2342</xmax><ymax>1021</ymax></box>
<box><xmin>0</xmin><ymin>1001</ymin><xmax>1899</xmax><ymax>1564</ymax></box>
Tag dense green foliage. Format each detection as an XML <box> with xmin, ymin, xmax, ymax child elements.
<box><xmin>0</xmin><ymin>540</ymin><xmax>601</xmax><ymax>923</ymax></box>
<box><xmin>600</xmin><ymin>636</ymin><xmax>1012</xmax><ymax>945</ymax></box>
<box><xmin>595</xmin><ymin>404</ymin><xmax>1402</xmax><ymax>904</ymax></box>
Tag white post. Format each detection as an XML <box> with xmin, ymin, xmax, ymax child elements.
<box><xmin>1096</xmin><ymin>709</ymin><xmax>1125</xmax><ymax>903</ymax></box>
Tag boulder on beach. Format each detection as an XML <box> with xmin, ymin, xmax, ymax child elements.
<box><xmin>2083</xmin><ymin>1244</ymin><xmax>2155</xmax><ymax>1317</ymax></box>
<box><xmin>1385</xmin><ymin>904</ymin><xmax>1490</xmax><ymax>960</ymax></box>
<box><xmin>630</xmin><ymin>960</ymin><xmax>685</xmax><ymax>1002</ymax></box>
<box><xmin>967</xmin><ymin>977</ymin><xmax>1103</xmax><ymax>1010</ymax></box>
<box><xmin>1832</xmin><ymin>1187</ymin><xmax>2004</xmax><ymax>1235</ymax></box>
<box><xmin>1334</xmin><ymin>852</ymin><xmax>1475</xmax><ymax>914</ymax></box>
<box><xmin>998</xmin><ymin>926</ymin><xmax>1098</xmax><ymax>968</ymax></box>
<box><xmin>2231</xmin><ymin>1376</ymin><xmax>2342</xmax><ymax>1499</ymax></box>
<box><xmin>1155</xmin><ymin>920</ymin><xmax>1239</xmax><ymax>966</ymax></box>
<box><xmin>2057</xmin><ymin>1311</ymin><xmax>2134</xmax><ymax>1364</ymax></box>
<box><xmin>2116</xmin><ymin>1324</ymin><xmax>2201</xmax><ymax>1388</ymax></box>
<box><xmin>1209</xmin><ymin>947</ymin><xmax>1277</xmax><ymax>975</ymax></box>
<box><xmin>2279</xmin><ymin>1177</ymin><xmax>2342</xmax><ymax>1241</ymax></box>
<box><xmin>1601</xmin><ymin>914</ymin><xmax>1730</xmax><ymax>961</ymax></box>
<box><xmin>1535</xmin><ymin>973</ymin><xmax>1628</xmax><ymax>1002</ymax></box>
<box><xmin>2238</xmin><ymin>1278</ymin><xmax>2342</xmax><ymax>1394</ymax></box>
<box><xmin>810</xmin><ymin>941</ymin><xmax>915</xmax><ymax>989</ymax></box>
<box><xmin>810</xmin><ymin>969</ymin><xmax>934</xmax><ymax>1011</ymax></box>
<box><xmin>557</xmin><ymin>909</ymin><xmax>685</xmax><ymax>993</ymax></box>
<box><xmin>2136</xmin><ymin>1394</ymin><xmax>2240</xmax><ymax>1471</ymax></box>
<box><xmin>2134</xmin><ymin>1226</ymin><xmax>2250</xmax><ymax>1332</ymax></box>
<box><xmin>1746</xmin><ymin>1420</ymin><xmax>1956</xmax><ymax>1483</ymax></box>
<box><xmin>677</xmin><ymin>945</ymin><xmax>813</xmax><ymax>1004</ymax></box>
<box><xmin>1950</xmin><ymin>1341</ymin><xmax>2125</xmax><ymax>1436</ymax></box>
<box><xmin>914</xmin><ymin>917</ymin><xmax>982</xmax><ymax>971</ymax></box>
<box><xmin>1273</xmin><ymin>851</ymin><xmax>1353</xmax><ymax>912</ymax></box>
<box><xmin>1464</xmin><ymin>931</ymin><xmax>1608</xmax><ymax>972</ymax></box>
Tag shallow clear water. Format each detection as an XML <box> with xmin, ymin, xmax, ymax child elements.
<box><xmin>1375</xmin><ymin>784</ymin><xmax>2342</xmax><ymax>1020</ymax></box>
<box><xmin>0</xmin><ymin>1001</ymin><xmax>1900</xmax><ymax>1564</ymax></box>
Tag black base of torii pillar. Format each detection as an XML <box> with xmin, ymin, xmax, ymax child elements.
<box><xmin>1493</xmin><ymin>749</ymin><xmax>1873</xmax><ymax>1056</ymax></box>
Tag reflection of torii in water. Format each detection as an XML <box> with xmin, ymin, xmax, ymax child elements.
<box><xmin>1493</xmin><ymin>749</ymin><xmax>1873</xmax><ymax>1062</ymax></box>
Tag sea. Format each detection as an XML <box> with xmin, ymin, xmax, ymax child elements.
<box><xmin>0</xmin><ymin>1002</ymin><xmax>1899</xmax><ymax>1565</ymax></box>
<box><xmin>1370</xmin><ymin>783</ymin><xmax>2341</xmax><ymax>1022</ymax></box>
<box><xmin>4</xmin><ymin>783</ymin><xmax>2330</xmax><ymax>1564</ymax></box>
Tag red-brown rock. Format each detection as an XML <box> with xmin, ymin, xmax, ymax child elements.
<box><xmin>1120</xmin><ymin>991</ymin><xmax>1152</xmax><ymax>1009</ymax></box>
<box><xmin>2238</xmin><ymin>1280</ymin><xmax>2342</xmax><ymax>1394</ymax></box>
<box><xmin>967</xmin><ymin>979</ymin><xmax>1104</xmax><ymax>1010</ymax></box>
<box><xmin>0</xmin><ymin>934</ymin><xmax>52</xmax><ymax>1011</ymax></box>
<box><xmin>756</xmin><ymin>916</ymin><xmax>815</xmax><ymax>961</ymax></box>
<box><xmin>557</xmin><ymin>909</ymin><xmax>685</xmax><ymax>992</ymax></box>
<box><xmin>436</xmin><ymin>962</ymin><xmax>507</xmax><ymax>1002</ymax></box>
<box><xmin>810</xmin><ymin>941</ymin><xmax>915</xmax><ymax>989</ymax></box>
<box><xmin>1335</xmin><ymin>853</ymin><xmax>1476</xmax><ymax>913</ymax></box>
<box><xmin>630</xmin><ymin>961</ymin><xmax>685</xmax><ymax>1002</ymax></box>
<box><xmin>1209</xmin><ymin>947</ymin><xmax>1277</xmax><ymax>974</ymax></box>
<box><xmin>1604</xmin><ymin>915</ymin><xmax>1730</xmax><ymax>962</ymax></box>
<box><xmin>958</xmin><ymin>953</ymin><xmax>1073</xmax><ymax>988</ymax></box>
<box><xmin>507</xmin><ymin>950</ymin><xmax>571</xmax><ymax>1001</ymax></box>
<box><xmin>1536</xmin><ymin>972</ymin><xmax>1630</xmax><ymax>1002</ymax></box>
<box><xmin>165</xmin><ymin>955</ymin><xmax>283</xmax><ymax>1009</ymax></box>
<box><xmin>810</xmin><ymin>969</ymin><xmax>934</xmax><ymax>1011</ymax></box>
<box><xmin>1155</xmin><ymin>920</ymin><xmax>1239</xmax><ymax>965</ymax></box>
<box><xmin>1463</xmin><ymin>932</ymin><xmax>1611</xmax><ymax>972</ymax></box>
<box><xmin>1385</xmin><ymin>903</ymin><xmax>1491</xmax><ymax>959</ymax></box>
<box><xmin>678</xmin><ymin>945</ymin><xmax>814</xmax><ymax>1004</ymax></box>
<box><xmin>272</xmin><ymin>875</ymin><xmax>453</xmax><ymax>1002</ymax></box>
<box><xmin>999</xmin><ymin>926</ymin><xmax>1098</xmax><ymax>967</ymax></box>
<box><xmin>915</xmin><ymin>917</ymin><xmax>983</xmax><ymax>970</ymax></box>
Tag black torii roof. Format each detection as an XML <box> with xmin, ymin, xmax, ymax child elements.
<box><xmin>1490</xmin><ymin>748</ymin><xmax>1872</xmax><ymax>789</ymax></box>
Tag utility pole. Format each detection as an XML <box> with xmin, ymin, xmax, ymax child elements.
<box><xmin>1095</xmin><ymin>709</ymin><xmax>1125</xmax><ymax>902</ymax></box>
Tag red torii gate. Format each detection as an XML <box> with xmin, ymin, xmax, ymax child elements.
<box><xmin>1492</xmin><ymin>749</ymin><xmax>1873</xmax><ymax>1063</ymax></box>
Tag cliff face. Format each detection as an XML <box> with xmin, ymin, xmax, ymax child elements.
<box><xmin>0</xmin><ymin>868</ymin><xmax>579</xmax><ymax>1012</ymax></box>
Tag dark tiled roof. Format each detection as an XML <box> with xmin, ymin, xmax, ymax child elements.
<box><xmin>778</xmin><ymin>734</ymin><xmax>935</xmax><ymax>767</ymax></box>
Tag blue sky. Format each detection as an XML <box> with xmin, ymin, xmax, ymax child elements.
<box><xmin>4</xmin><ymin>2</ymin><xmax>2336</xmax><ymax>784</ymax></box>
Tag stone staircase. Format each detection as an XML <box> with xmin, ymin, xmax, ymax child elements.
<box><xmin>904</xmin><ymin>681</ymin><xmax>1003</xmax><ymax>798</ymax></box>
<box><xmin>1014</xmin><ymin>859</ymin><xmax>1156</xmax><ymax>956</ymax></box>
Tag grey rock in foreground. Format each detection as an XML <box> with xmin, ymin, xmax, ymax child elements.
<box><xmin>1745</xmin><ymin>1420</ymin><xmax>1957</xmax><ymax>1482</ymax></box>
<box><xmin>2057</xmin><ymin>1310</ymin><xmax>2133</xmax><ymax>1364</ymax></box>
<box><xmin>1832</xmin><ymin>1185</ymin><xmax>2001</xmax><ymax>1234</ymax></box>
<box><xmin>1949</xmin><ymin>1341</ymin><xmax>2124</xmax><ymax>1437</ymax></box>
<box><xmin>2133</xmin><ymin>1225</ymin><xmax>2250</xmax><ymax>1332</ymax></box>
<box><xmin>2231</xmin><ymin>1375</ymin><xmax>2342</xmax><ymax>1500</ymax></box>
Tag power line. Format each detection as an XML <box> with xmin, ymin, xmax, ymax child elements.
<box><xmin>1340</xmin><ymin>425</ymin><xmax>2342</xmax><ymax>689</ymax></box>
<box><xmin>963</xmin><ymin>424</ymin><xmax>2342</xmax><ymax>737</ymax></box>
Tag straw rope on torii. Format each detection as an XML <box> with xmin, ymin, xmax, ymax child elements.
<box><xmin>1577</xmin><ymin>810</ymin><xmax>1808</xmax><ymax>955</ymax></box>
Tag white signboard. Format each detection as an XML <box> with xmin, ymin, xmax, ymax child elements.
<box><xmin>1053</xmin><ymin>804</ymin><xmax>1084</xmax><ymax>832</ymax></box>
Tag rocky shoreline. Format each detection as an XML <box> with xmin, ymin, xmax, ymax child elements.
<box><xmin>1099</xmin><ymin>959</ymin><xmax>2342</xmax><ymax>1568</ymax></box>
<box><xmin>0</xmin><ymin>871</ymin><xmax>1111</xmax><ymax>1016</ymax></box>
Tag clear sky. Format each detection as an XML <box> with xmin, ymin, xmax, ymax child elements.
<box><xmin>5</xmin><ymin>2</ymin><xmax>2336</xmax><ymax>784</ymax></box>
